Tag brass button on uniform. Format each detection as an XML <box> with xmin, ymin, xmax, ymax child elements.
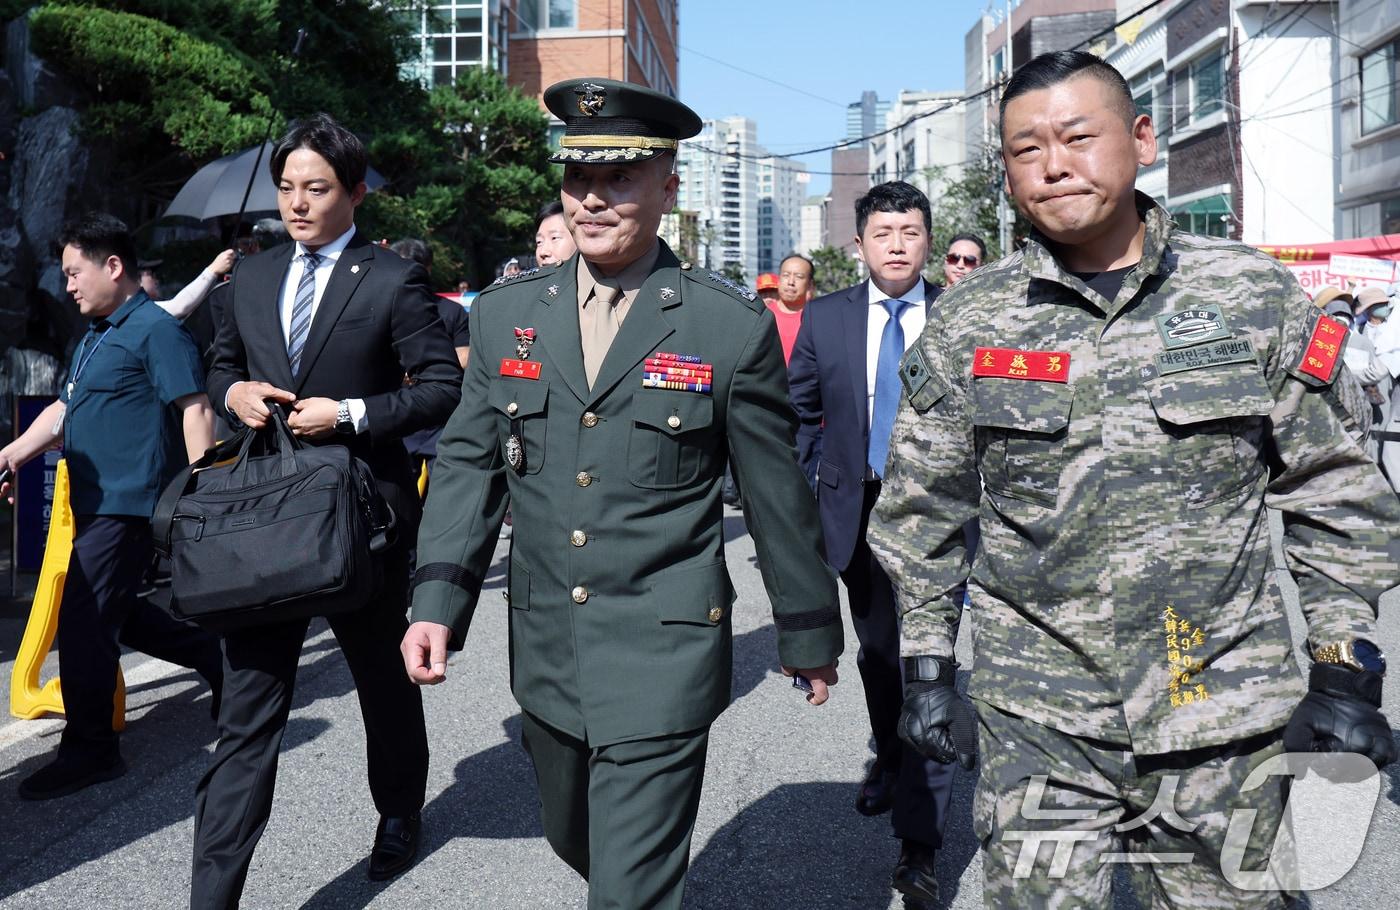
<box><xmin>507</xmin><ymin>402</ymin><xmax>519</xmax><ymax>416</ymax></box>
<box><xmin>571</xmin><ymin>586</ymin><xmax>589</xmax><ymax>604</ymax></box>
<box><xmin>571</xmin><ymin>530</ymin><xmax>587</xmax><ymax>547</ymax></box>
<box><xmin>576</xmin><ymin>471</ymin><xmax>593</xmax><ymax>487</ymax></box>
<box><xmin>708</xmin><ymin>606</ymin><xmax>724</xmax><ymax>623</ymax></box>
<box><xmin>667</xmin><ymin>415</ymin><xmax>681</xmax><ymax>429</ymax></box>
<box><xmin>581</xmin><ymin>412</ymin><xmax>599</xmax><ymax>428</ymax></box>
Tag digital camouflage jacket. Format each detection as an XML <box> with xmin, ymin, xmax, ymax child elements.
<box><xmin>869</xmin><ymin>197</ymin><xmax>1399</xmax><ymax>755</ymax></box>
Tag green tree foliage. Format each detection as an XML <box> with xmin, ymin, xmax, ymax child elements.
<box><xmin>29</xmin><ymin>5</ymin><xmax>275</xmax><ymax>159</ymax></box>
<box><xmin>19</xmin><ymin>0</ymin><xmax>550</xmax><ymax>287</ymax></box>
<box><xmin>923</xmin><ymin>149</ymin><xmax>1030</xmax><ymax>279</ymax></box>
<box><xmin>424</xmin><ymin>67</ymin><xmax>555</xmax><ymax>284</ymax></box>
<box><xmin>809</xmin><ymin>245</ymin><xmax>860</xmax><ymax>295</ymax></box>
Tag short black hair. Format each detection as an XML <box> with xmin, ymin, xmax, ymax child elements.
<box><xmin>948</xmin><ymin>233</ymin><xmax>987</xmax><ymax>260</ymax></box>
<box><xmin>855</xmin><ymin>181</ymin><xmax>931</xmax><ymax>238</ymax></box>
<box><xmin>390</xmin><ymin>238</ymin><xmax>432</xmax><ymax>270</ymax></box>
<box><xmin>59</xmin><ymin>212</ymin><xmax>138</xmax><ymax>277</ymax></box>
<box><xmin>270</xmin><ymin>112</ymin><xmax>368</xmax><ymax>191</ymax></box>
<box><xmin>779</xmin><ymin>253</ymin><xmax>814</xmax><ymax>277</ymax></box>
<box><xmin>999</xmin><ymin>51</ymin><xmax>1136</xmax><ymax>136</ymax></box>
<box><xmin>535</xmin><ymin>200</ymin><xmax>565</xmax><ymax>233</ymax></box>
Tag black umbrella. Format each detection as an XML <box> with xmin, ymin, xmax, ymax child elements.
<box><xmin>162</xmin><ymin>142</ymin><xmax>387</xmax><ymax>222</ymax></box>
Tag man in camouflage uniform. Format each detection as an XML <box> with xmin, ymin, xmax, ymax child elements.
<box><xmin>868</xmin><ymin>51</ymin><xmax>1398</xmax><ymax>908</ymax></box>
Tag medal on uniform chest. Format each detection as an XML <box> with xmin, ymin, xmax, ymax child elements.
<box><xmin>514</xmin><ymin>327</ymin><xmax>537</xmax><ymax>360</ymax></box>
<box><xmin>506</xmin><ymin>419</ymin><xmax>526</xmax><ymax>474</ymax></box>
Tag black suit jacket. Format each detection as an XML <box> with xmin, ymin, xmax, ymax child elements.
<box><xmin>208</xmin><ymin>231</ymin><xmax>463</xmax><ymax>528</ymax></box>
<box><xmin>787</xmin><ymin>278</ymin><xmax>940</xmax><ymax>573</ymax></box>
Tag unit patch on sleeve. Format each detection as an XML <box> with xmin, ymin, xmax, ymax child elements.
<box><xmin>899</xmin><ymin>347</ymin><xmax>944</xmax><ymax>413</ymax></box>
<box><xmin>1292</xmin><ymin>312</ymin><xmax>1347</xmax><ymax>385</ymax></box>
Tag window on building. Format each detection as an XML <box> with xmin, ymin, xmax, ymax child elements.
<box><xmin>1171</xmin><ymin>194</ymin><xmax>1230</xmax><ymax>238</ymax></box>
<box><xmin>1384</xmin><ymin>196</ymin><xmax>1400</xmax><ymax>236</ymax></box>
<box><xmin>1131</xmin><ymin>64</ymin><xmax>1167</xmax><ymax>130</ymax></box>
<box><xmin>548</xmin><ymin>0</ymin><xmax>577</xmax><ymax>29</ymax></box>
<box><xmin>1361</xmin><ymin>39</ymin><xmax>1399</xmax><ymax>135</ymax></box>
<box><xmin>1189</xmin><ymin>49</ymin><xmax>1225</xmax><ymax>122</ymax></box>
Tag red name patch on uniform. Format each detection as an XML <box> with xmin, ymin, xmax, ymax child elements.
<box><xmin>1298</xmin><ymin>315</ymin><xmax>1344</xmax><ymax>382</ymax></box>
<box><xmin>500</xmin><ymin>358</ymin><xmax>542</xmax><ymax>380</ymax></box>
<box><xmin>971</xmin><ymin>347</ymin><xmax>1071</xmax><ymax>382</ymax></box>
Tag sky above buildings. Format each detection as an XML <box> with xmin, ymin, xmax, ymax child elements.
<box><xmin>678</xmin><ymin>0</ymin><xmax>982</xmax><ymax>197</ymax></box>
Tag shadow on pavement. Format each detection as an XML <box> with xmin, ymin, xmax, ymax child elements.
<box><xmin>0</xmin><ymin>630</ymin><xmax>359</xmax><ymax>902</ymax></box>
<box><xmin>683</xmin><ymin>775</ymin><xmax>978</xmax><ymax>909</ymax></box>
<box><xmin>298</xmin><ymin>714</ymin><xmax>543</xmax><ymax>910</ymax></box>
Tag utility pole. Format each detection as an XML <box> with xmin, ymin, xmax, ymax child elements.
<box><xmin>997</xmin><ymin>0</ymin><xmax>1014</xmax><ymax>257</ymax></box>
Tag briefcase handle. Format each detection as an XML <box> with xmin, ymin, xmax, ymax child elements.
<box><xmin>227</xmin><ymin>405</ymin><xmax>301</xmax><ymax>486</ymax></box>
<box><xmin>151</xmin><ymin>406</ymin><xmax>302</xmax><ymax>557</ymax></box>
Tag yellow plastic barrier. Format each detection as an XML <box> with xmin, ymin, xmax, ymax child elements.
<box><xmin>9</xmin><ymin>458</ymin><xmax>125</xmax><ymax>729</ymax></box>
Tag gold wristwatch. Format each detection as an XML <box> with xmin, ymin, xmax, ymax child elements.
<box><xmin>1312</xmin><ymin>638</ymin><xmax>1387</xmax><ymax>674</ymax></box>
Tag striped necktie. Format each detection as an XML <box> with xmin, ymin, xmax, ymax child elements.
<box><xmin>287</xmin><ymin>252</ymin><xmax>322</xmax><ymax>376</ymax></box>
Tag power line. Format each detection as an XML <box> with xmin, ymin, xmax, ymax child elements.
<box><xmin>679</xmin><ymin>44</ymin><xmax>847</xmax><ymax>109</ymax></box>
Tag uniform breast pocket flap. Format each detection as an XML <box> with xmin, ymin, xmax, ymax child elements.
<box><xmin>488</xmin><ymin>379</ymin><xmax>549</xmax><ymax>474</ymax></box>
<box><xmin>628</xmin><ymin>390</ymin><xmax>716</xmax><ymax>489</ymax></box>
<box><xmin>1145</xmin><ymin>365</ymin><xmax>1273</xmax><ymax>507</ymax></box>
<box><xmin>330</xmin><ymin>313</ymin><xmax>375</xmax><ymax>333</ymax></box>
<box><xmin>971</xmin><ymin>378</ymin><xmax>1073</xmax><ymax>507</ymax></box>
<box><xmin>650</xmin><ymin>560</ymin><xmax>735</xmax><ymax>626</ymax></box>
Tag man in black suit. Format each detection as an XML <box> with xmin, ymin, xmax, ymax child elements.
<box><xmin>787</xmin><ymin>181</ymin><xmax>955</xmax><ymax>908</ymax></box>
<box><xmin>192</xmin><ymin>113</ymin><xmax>462</xmax><ymax>908</ymax></box>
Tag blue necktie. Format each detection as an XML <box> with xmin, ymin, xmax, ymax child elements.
<box><xmin>868</xmin><ymin>298</ymin><xmax>912</xmax><ymax>479</ymax></box>
<box><xmin>287</xmin><ymin>252</ymin><xmax>322</xmax><ymax>376</ymax></box>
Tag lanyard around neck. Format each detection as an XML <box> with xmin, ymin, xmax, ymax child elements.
<box><xmin>67</xmin><ymin>325</ymin><xmax>115</xmax><ymax>400</ymax></box>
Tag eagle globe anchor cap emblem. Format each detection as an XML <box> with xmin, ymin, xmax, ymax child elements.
<box><xmin>575</xmin><ymin>82</ymin><xmax>607</xmax><ymax>116</ymax></box>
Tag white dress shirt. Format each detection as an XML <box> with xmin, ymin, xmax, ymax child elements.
<box><xmin>865</xmin><ymin>278</ymin><xmax>928</xmax><ymax>429</ymax></box>
<box><xmin>227</xmin><ymin>224</ymin><xmax>366</xmax><ymax>431</ymax></box>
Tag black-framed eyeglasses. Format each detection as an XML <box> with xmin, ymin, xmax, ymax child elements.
<box><xmin>945</xmin><ymin>253</ymin><xmax>980</xmax><ymax>267</ymax></box>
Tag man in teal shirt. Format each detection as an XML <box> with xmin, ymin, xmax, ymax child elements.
<box><xmin>1</xmin><ymin>213</ymin><xmax>221</xmax><ymax>800</ymax></box>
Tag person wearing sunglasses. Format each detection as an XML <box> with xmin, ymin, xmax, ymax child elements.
<box><xmin>941</xmin><ymin>233</ymin><xmax>986</xmax><ymax>286</ymax></box>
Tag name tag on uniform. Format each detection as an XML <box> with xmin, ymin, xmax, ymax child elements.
<box><xmin>1297</xmin><ymin>315</ymin><xmax>1344</xmax><ymax>383</ymax></box>
<box><xmin>500</xmin><ymin>358</ymin><xmax>542</xmax><ymax>380</ymax></box>
<box><xmin>971</xmin><ymin>347</ymin><xmax>1070</xmax><ymax>382</ymax></box>
<box><xmin>1154</xmin><ymin>338</ymin><xmax>1256</xmax><ymax>376</ymax></box>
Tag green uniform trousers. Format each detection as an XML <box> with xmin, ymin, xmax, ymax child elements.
<box><xmin>520</xmin><ymin>711</ymin><xmax>710</xmax><ymax>909</ymax></box>
<box><xmin>974</xmin><ymin>705</ymin><xmax>1293</xmax><ymax>909</ymax></box>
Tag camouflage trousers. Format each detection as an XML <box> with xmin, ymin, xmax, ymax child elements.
<box><xmin>974</xmin><ymin>705</ymin><xmax>1293</xmax><ymax>909</ymax></box>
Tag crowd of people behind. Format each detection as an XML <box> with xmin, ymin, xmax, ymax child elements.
<box><xmin>4</xmin><ymin>51</ymin><xmax>1400</xmax><ymax>910</ymax></box>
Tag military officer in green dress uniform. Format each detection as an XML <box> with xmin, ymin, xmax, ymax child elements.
<box><xmin>401</xmin><ymin>78</ymin><xmax>844</xmax><ymax>909</ymax></box>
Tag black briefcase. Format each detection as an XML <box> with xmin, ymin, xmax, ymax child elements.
<box><xmin>152</xmin><ymin>408</ymin><xmax>394</xmax><ymax>630</ymax></box>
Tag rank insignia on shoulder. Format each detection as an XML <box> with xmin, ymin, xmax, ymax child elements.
<box><xmin>706</xmin><ymin>270</ymin><xmax>756</xmax><ymax>301</ymax></box>
<box><xmin>491</xmin><ymin>267</ymin><xmax>541</xmax><ymax>287</ymax></box>
<box><xmin>1155</xmin><ymin>306</ymin><xmax>1231</xmax><ymax>349</ymax></box>
<box><xmin>971</xmin><ymin>347</ymin><xmax>1070</xmax><ymax>382</ymax></box>
<box><xmin>1291</xmin><ymin>312</ymin><xmax>1347</xmax><ymax>386</ymax></box>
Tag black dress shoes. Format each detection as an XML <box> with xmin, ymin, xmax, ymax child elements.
<box><xmin>18</xmin><ymin>753</ymin><xmax>127</xmax><ymax>801</ymax></box>
<box><xmin>367</xmin><ymin>812</ymin><xmax>422</xmax><ymax>881</ymax></box>
<box><xmin>854</xmin><ymin>762</ymin><xmax>897</xmax><ymax>816</ymax></box>
<box><xmin>892</xmin><ymin>838</ymin><xmax>939</xmax><ymax>907</ymax></box>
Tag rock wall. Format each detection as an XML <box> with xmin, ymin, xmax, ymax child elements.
<box><xmin>0</xmin><ymin>12</ymin><xmax>94</xmax><ymax>383</ymax></box>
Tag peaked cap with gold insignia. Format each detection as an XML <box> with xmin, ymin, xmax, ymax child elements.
<box><xmin>544</xmin><ymin>77</ymin><xmax>703</xmax><ymax>164</ymax></box>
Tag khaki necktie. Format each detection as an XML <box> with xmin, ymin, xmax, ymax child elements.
<box><xmin>584</xmin><ymin>282</ymin><xmax>620</xmax><ymax>388</ymax></box>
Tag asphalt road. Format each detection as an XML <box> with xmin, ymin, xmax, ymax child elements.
<box><xmin>0</xmin><ymin>508</ymin><xmax>1397</xmax><ymax>909</ymax></box>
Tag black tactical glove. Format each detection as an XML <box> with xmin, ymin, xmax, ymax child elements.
<box><xmin>897</xmin><ymin>656</ymin><xmax>977</xmax><ymax>770</ymax></box>
<box><xmin>1282</xmin><ymin>663</ymin><xmax>1395</xmax><ymax>768</ymax></box>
